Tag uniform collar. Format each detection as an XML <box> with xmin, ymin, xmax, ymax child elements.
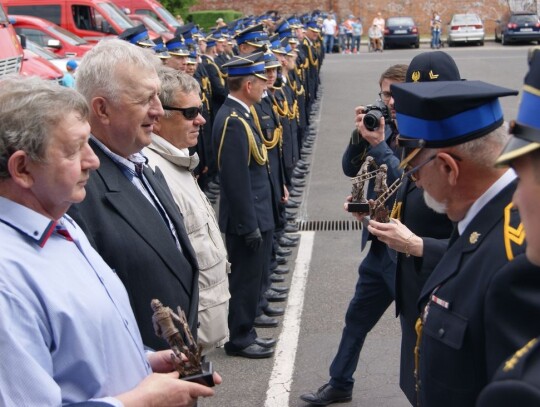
<box><xmin>458</xmin><ymin>168</ymin><xmax>516</xmax><ymax>234</ymax></box>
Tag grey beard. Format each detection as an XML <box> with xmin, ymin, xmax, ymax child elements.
<box><xmin>423</xmin><ymin>190</ymin><xmax>447</xmax><ymax>214</ymax></box>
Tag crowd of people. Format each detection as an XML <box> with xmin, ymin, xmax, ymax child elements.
<box><xmin>0</xmin><ymin>10</ymin><xmax>324</xmax><ymax>406</ymax></box>
<box><xmin>2</xmin><ymin>7</ymin><xmax>540</xmax><ymax>407</ymax></box>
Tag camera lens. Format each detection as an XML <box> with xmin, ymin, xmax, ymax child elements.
<box><xmin>363</xmin><ymin>109</ymin><xmax>383</xmax><ymax>131</ymax></box>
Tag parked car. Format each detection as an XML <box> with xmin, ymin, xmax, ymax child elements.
<box><xmin>10</xmin><ymin>14</ymin><xmax>93</xmax><ymax>57</ymax></box>
<box><xmin>4</xmin><ymin>0</ymin><xmax>135</xmax><ymax>43</ymax></box>
<box><xmin>0</xmin><ymin>2</ymin><xmax>23</xmax><ymax>78</ymax></box>
<box><xmin>383</xmin><ymin>16</ymin><xmax>419</xmax><ymax>49</ymax></box>
<box><xmin>495</xmin><ymin>11</ymin><xmax>540</xmax><ymax>45</ymax></box>
<box><xmin>23</xmin><ymin>36</ymin><xmax>75</xmax><ymax>73</ymax></box>
<box><xmin>446</xmin><ymin>13</ymin><xmax>484</xmax><ymax>46</ymax></box>
<box><xmin>128</xmin><ymin>13</ymin><xmax>172</xmax><ymax>40</ymax></box>
<box><xmin>18</xmin><ymin>35</ymin><xmax>63</xmax><ymax>82</ymax></box>
<box><xmin>112</xmin><ymin>0</ymin><xmax>181</xmax><ymax>32</ymax></box>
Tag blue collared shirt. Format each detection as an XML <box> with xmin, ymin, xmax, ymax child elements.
<box><xmin>0</xmin><ymin>197</ymin><xmax>151</xmax><ymax>406</ymax></box>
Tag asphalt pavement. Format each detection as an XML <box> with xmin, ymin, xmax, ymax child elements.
<box><xmin>200</xmin><ymin>42</ymin><xmax>531</xmax><ymax>407</ymax></box>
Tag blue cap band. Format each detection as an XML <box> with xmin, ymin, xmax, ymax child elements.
<box><xmin>228</xmin><ymin>62</ymin><xmax>265</xmax><ymax>76</ymax></box>
<box><xmin>131</xmin><ymin>30</ymin><xmax>150</xmax><ymax>44</ymax></box>
<box><xmin>396</xmin><ymin>100</ymin><xmax>503</xmax><ymax>142</ymax></box>
<box><xmin>237</xmin><ymin>31</ymin><xmax>267</xmax><ymax>44</ymax></box>
<box><xmin>517</xmin><ymin>88</ymin><xmax>540</xmax><ymax>130</ymax></box>
<box><xmin>166</xmin><ymin>40</ymin><xmax>182</xmax><ymax>49</ymax></box>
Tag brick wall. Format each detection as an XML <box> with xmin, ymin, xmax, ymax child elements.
<box><xmin>190</xmin><ymin>0</ymin><xmax>515</xmax><ymax>38</ymax></box>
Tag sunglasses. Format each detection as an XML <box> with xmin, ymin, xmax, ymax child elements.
<box><xmin>162</xmin><ymin>105</ymin><xmax>203</xmax><ymax>120</ymax></box>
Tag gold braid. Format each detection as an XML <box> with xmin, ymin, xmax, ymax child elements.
<box><xmin>201</xmin><ymin>76</ymin><xmax>212</xmax><ymax>96</ymax></box>
<box><xmin>304</xmin><ymin>39</ymin><xmax>319</xmax><ymax>67</ymax></box>
<box><xmin>249</xmin><ymin>106</ymin><xmax>282</xmax><ymax>149</ymax></box>
<box><xmin>217</xmin><ymin>112</ymin><xmax>268</xmax><ymax>169</ymax></box>
<box><xmin>272</xmin><ymin>89</ymin><xmax>290</xmax><ymax>118</ymax></box>
<box><xmin>206</xmin><ymin>58</ymin><xmax>227</xmax><ymax>86</ymax></box>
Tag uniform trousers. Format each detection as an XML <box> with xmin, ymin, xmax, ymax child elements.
<box><xmin>224</xmin><ymin>230</ymin><xmax>273</xmax><ymax>351</ymax></box>
<box><xmin>329</xmin><ymin>241</ymin><xmax>395</xmax><ymax>391</ymax></box>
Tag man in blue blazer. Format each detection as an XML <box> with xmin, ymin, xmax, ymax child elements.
<box><xmin>393</xmin><ymin>78</ymin><xmax>540</xmax><ymax>406</ymax></box>
<box><xmin>212</xmin><ymin>52</ymin><xmax>279</xmax><ymax>359</ymax></box>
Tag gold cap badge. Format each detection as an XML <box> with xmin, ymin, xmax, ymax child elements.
<box><xmin>469</xmin><ymin>231</ymin><xmax>481</xmax><ymax>244</ymax></box>
<box><xmin>411</xmin><ymin>70</ymin><xmax>421</xmax><ymax>82</ymax></box>
<box><xmin>429</xmin><ymin>70</ymin><xmax>439</xmax><ymax>80</ymax></box>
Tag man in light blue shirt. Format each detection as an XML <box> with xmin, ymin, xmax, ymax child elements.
<box><xmin>0</xmin><ymin>76</ymin><xmax>219</xmax><ymax>406</ymax></box>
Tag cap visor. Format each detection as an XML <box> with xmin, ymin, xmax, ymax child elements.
<box><xmin>399</xmin><ymin>147</ymin><xmax>422</xmax><ymax>169</ymax></box>
<box><xmin>496</xmin><ymin>136</ymin><xmax>540</xmax><ymax>167</ymax></box>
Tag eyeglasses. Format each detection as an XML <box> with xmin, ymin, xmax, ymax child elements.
<box><xmin>403</xmin><ymin>154</ymin><xmax>436</xmax><ymax>182</ymax></box>
<box><xmin>162</xmin><ymin>105</ymin><xmax>203</xmax><ymax>120</ymax></box>
<box><xmin>403</xmin><ymin>152</ymin><xmax>462</xmax><ymax>182</ymax></box>
<box><xmin>378</xmin><ymin>91</ymin><xmax>392</xmax><ymax>101</ymax></box>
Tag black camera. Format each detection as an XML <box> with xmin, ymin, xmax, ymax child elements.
<box><xmin>363</xmin><ymin>101</ymin><xmax>391</xmax><ymax>131</ymax></box>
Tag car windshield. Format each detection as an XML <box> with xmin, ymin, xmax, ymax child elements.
<box><xmin>513</xmin><ymin>14</ymin><xmax>538</xmax><ymax>24</ymax></box>
<box><xmin>140</xmin><ymin>16</ymin><xmax>167</xmax><ymax>33</ymax></box>
<box><xmin>453</xmin><ymin>14</ymin><xmax>481</xmax><ymax>25</ymax></box>
<box><xmin>98</xmin><ymin>2</ymin><xmax>134</xmax><ymax>29</ymax></box>
<box><xmin>387</xmin><ymin>17</ymin><xmax>413</xmax><ymax>26</ymax></box>
<box><xmin>49</xmin><ymin>25</ymin><xmax>88</xmax><ymax>45</ymax></box>
<box><xmin>0</xmin><ymin>5</ymin><xmax>8</xmax><ymax>23</ymax></box>
<box><xmin>156</xmin><ymin>6</ymin><xmax>180</xmax><ymax>27</ymax></box>
<box><xmin>26</xmin><ymin>39</ymin><xmax>60</xmax><ymax>60</ymax></box>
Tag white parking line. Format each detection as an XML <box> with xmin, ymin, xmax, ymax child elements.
<box><xmin>264</xmin><ymin>231</ymin><xmax>315</xmax><ymax>407</ymax></box>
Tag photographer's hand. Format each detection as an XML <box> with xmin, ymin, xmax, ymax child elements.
<box><xmin>356</xmin><ymin>115</ymin><xmax>386</xmax><ymax>147</ymax></box>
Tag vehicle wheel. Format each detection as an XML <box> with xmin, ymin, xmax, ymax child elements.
<box><xmin>415</xmin><ymin>41</ymin><xmax>419</xmax><ymax>48</ymax></box>
<box><xmin>502</xmin><ymin>33</ymin><xmax>507</xmax><ymax>45</ymax></box>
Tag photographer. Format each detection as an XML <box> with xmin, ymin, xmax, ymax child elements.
<box><xmin>301</xmin><ymin>64</ymin><xmax>407</xmax><ymax>406</ymax></box>
<box><xmin>301</xmin><ymin>53</ymin><xmax>458</xmax><ymax>406</ymax></box>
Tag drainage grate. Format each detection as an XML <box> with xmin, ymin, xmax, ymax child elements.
<box><xmin>296</xmin><ymin>220</ymin><xmax>362</xmax><ymax>232</ymax></box>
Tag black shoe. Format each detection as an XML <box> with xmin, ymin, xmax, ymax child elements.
<box><xmin>225</xmin><ymin>343</ymin><xmax>274</xmax><ymax>359</ymax></box>
<box><xmin>279</xmin><ymin>237</ymin><xmax>298</xmax><ymax>247</ymax></box>
<box><xmin>270</xmin><ymin>273</ymin><xmax>285</xmax><ymax>282</ymax></box>
<box><xmin>276</xmin><ymin>256</ymin><xmax>288</xmax><ymax>265</ymax></box>
<box><xmin>289</xmin><ymin>189</ymin><xmax>303</xmax><ymax>198</ymax></box>
<box><xmin>300</xmin><ymin>383</ymin><xmax>353</xmax><ymax>406</ymax></box>
<box><xmin>286</xmin><ymin>201</ymin><xmax>300</xmax><ymax>209</ymax></box>
<box><xmin>204</xmin><ymin>191</ymin><xmax>217</xmax><ymax>200</ymax></box>
<box><xmin>284</xmin><ymin>233</ymin><xmax>300</xmax><ymax>242</ymax></box>
<box><xmin>277</xmin><ymin>247</ymin><xmax>292</xmax><ymax>256</ymax></box>
<box><xmin>255</xmin><ymin>337</ymin><xmax>277</xmax><ymax>348</ymax></box>
<box><xmin>284</xmin><ymin>224</ymin><xmax>299</xmax><ymax>233</ymax></box>
<box><xmin>272</xmin><ymin>265</ymin><xmax>290</xmax><ymax>275</ymax></box>
<box><xmin>264</xmin><ymin>289</ymin><xmax>287</xmax><ymax>302</ymax></box>
<box><xmin>286</xmin><ymin>212</ymin><xmax>297</xmax><ymax>221</ymax></box>
<box><xmin>270</xmin><ymin>285</ymin><xmax>289</xmax><ymax>293</ymax></box>
<box><xmin>263</xmin><ymin>305</ymin><xmax>285</xmax><ymax>317</ymax></box>
<box><xmin>253</xmin><ymin>314</ymin><xmax>279</xmax><ymax>327</ymax></box>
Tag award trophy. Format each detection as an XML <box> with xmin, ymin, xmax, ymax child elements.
<box><xmin>151</xmin><ymin>299</ymin><xmax>215</xmax><ymax>387</ymax></box>
<box><xmin>348</xmin><ymin>156</ymin><xmax>403</xmax><ymax>224</ymax></box>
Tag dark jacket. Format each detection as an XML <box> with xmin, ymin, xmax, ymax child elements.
<box><xmin>68</xmin><ymin>140</ymin><xmax>199</xmax><ymax>350</ymax></box>
<box><xmin>417</xmin><ymin>181</ymin><xmax>540</xmax><ymax>407</ymax></box>
<box><xmin>212</xmin><ymin>97</ymin><xmax>276</xmax><ymax>235</ymax></box>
